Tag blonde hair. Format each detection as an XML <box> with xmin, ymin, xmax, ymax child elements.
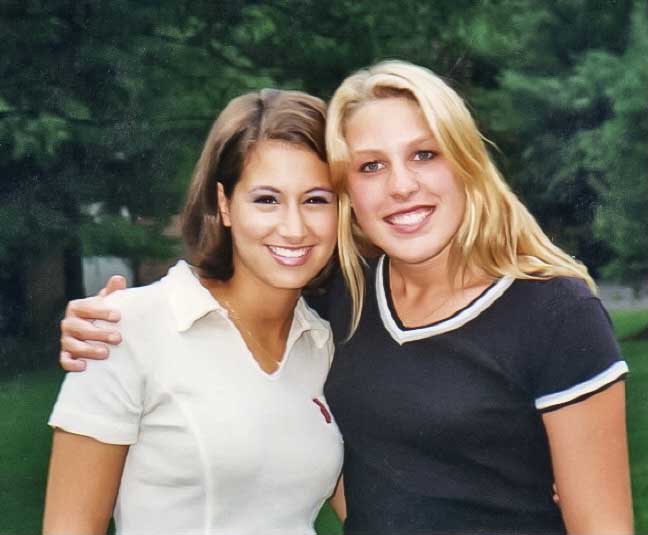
<box><xmin>326</xmin><ymin>60</ymin><xmax>594</xmax><ymax>338</ymax></box>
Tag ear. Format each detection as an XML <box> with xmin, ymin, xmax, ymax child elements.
<box><xmin>217</xmin><ymin>182</ymin><xmax>231</xmax><ymax>227</ymax></box>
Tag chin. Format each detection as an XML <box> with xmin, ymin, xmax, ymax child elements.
<box><xmin>263</xmin><ymin>272</ymin><xmax>317</xmax><ymax>291</ymax></box>
<box><xmin>381</xmin><ymin>239</ymin><xmax>451</xmax><ymax>267</ymax></box>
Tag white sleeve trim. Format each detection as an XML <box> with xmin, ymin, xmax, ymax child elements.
<box><xmin>535</xmin><ymin>360</ymin><xmax>629</xmax><ymax>411</ymax></box>
<box><xmin>48</xmin><ymin>408</ymin><xmax>139</xmax><ymax>445</ymax></box>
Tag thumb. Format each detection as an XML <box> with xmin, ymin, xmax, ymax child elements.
<box><xmin>98</xmin><ymin>275</ymin><xmax>128</xmax><ymax>297</ymax></box>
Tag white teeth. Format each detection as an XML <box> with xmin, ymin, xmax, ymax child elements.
<box><xmin>268</xmin><ymin>246</ymin><xmax>310</xmax><ymax>258</ymax></box>
<box><xmin>387</xmin><ymin>208</ymin><xmax>431</xmax><ymax>226</ymax></box>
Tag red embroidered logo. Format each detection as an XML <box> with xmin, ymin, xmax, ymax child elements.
<box><xmin>312</xmin><ymin>398</ymin><xmax>332</xmax><ymax>424</ymax></box>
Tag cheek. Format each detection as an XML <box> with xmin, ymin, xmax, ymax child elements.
<box><xmin>230</xmin><ymin>208</ymin><xmax>274</xmax><ymax>243</ymax></box>
<box><xmin>311</xmin><ymin>209</ymin><xmax>338</xmax><ymax>246</ymax></box>
<box><xmin>448</xmin><ymin>183</ymin><xmax>467</xmax><ymax>223</ymax></box>
<box><xmin>347</xmin><ymin>179</ymin><xmax>383</xmax><ymax>225</ymax></box>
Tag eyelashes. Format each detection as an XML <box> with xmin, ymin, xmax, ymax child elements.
<box><xmin>413</xmin><ymin>150</ymin><xmax>437</xmax><ymax>161</ymax></box>
<box><xmin>305</xmin><ymin>195</ymin><xmax>333</xmax><ymax>204</ymax></box>
<box><xmin>359</xmin><ymin>161</ymin><xmax>385</xmax><ymax>173</ymax></box>
<box><xmin>251</xmin><ymin>195</ymin><xmax>334</xmax><ymax>205</ymax></box>
<box><xmin>358</xmin><ymin>150</ymin><xmax>439</xmax><ymax>173</ymax></box>
<box><xmin>253</xmin><ymin>195</ymin><xmax>279</xmax><ymax>204</ymax></box>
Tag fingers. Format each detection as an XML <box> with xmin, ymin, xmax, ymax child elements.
<box><xmin>61</xmin><ymin>331</ymin><xmax>110</xmax><ymax>358</ymax></box>
<box><xmin>60</xmin><ymin>351</ymin><xmax>87</xmax><ymax>372</ymax></box>
<box><xmin>60</xmin><ymin>294</ymin><xmax>122</xmax><ymax>371</ymax></box>
<box><xmin>60</xmin><ymin>314</ymin><xmax>120</xmax><ymax>364</ymax></box>
<box><xmin>59</xmin><ymin>287</ymin><xmax>124</xmax><ymax>372</ymax></box>
<box><xmin>61</xmin><ymin>316</ymin><xmax>122</xmax><ymax>346</ymax></box>
<box><xmin>98</xmin><ymin>276</ymin><xmax>127</xmax><ymax>297</ymax></box>
<box><xmin>65</xmin><ymin>296</ymin><xmax>121</xmax><ymax>323</ymax></box>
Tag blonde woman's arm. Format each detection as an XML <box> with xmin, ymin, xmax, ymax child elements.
<box><xmin>543</xmin><ymin>382</ymin><xmax>633</xmax><ymax>535</ymax></box>
<box><xmin>329</xmin><ymin>475</ymin><xmax>347</xmax><ymax>522</ymax></box>
<box><xmin>60</xmin><ymin>276</ymin><xmax>127</xmax><ymax>371</ymax></box>
<box><xmin>43</xmin><ymin>429</ymin><xmax>128</xmax><ymax>534</ymax></box>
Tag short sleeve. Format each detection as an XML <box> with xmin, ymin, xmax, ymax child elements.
<box><xmin>48</xmin><ymin>320</ymin><xmax>144</xmax><ymax>445</ymax></box>
<box><xmin>532</xmin><ymin>297</ymin><xmax>628</xmax><ymax>413</ymax></box>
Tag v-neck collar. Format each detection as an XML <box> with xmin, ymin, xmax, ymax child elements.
<box><xmin>375</xmin><ymin>255</ymin><xmax>515</xmax><ymax>345</ymax></box>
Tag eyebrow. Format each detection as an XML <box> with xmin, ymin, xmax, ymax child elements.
<box><xmin>248</xmin><ymin>186</ymin><xmax>335</xmax><ymax>195</ymax></box>
<box><xmin>351</xmin><ymin>135</ymin><xmax>438</xmax><ymax>155</ymax></box>
<box><xmin>249</xmin><ymin>186</ymin><xmax>281</xmax><ymax>194</ymax></box>
<box><xmin>304</xmin><ymin>187</ymin><xmax>335</xmax><ymax>195</ymax></box>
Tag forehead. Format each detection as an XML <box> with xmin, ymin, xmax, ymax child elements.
<box><xmin>345</xmin><ymin>97</ymin><xmax>433</xmax><ymax>151</ymax></box>
<box><xmin>239</xmin><ymin>140</ymin><xmax>331</xmax><ymax>189</ymax></box>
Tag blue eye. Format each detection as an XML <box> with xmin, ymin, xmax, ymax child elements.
<box><xmin>359</xmin><ymin>161</ymin><xmax>385</xmax><ymax>173</ymax></box>
<box><xmin>413</xmin><ymin>150</ymin><xmax>437</xmax><ymax>161</ymax></box>
<box><xmin>253</xmin><ymin>195</ymin><xmax>278</xmax><ymax>204</ymax></box>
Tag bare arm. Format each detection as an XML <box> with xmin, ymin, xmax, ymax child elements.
<box><xmin>543</xmin><ymin>382</ymin><xmax>633</xmax><ymax>534</ymax></box>
<box><xmin>60</xmin><ymin>276</ymin><xmax>126</xmax><ymax>371</ymax></box>
<box><xmin>329</xmin><ymin>474</ymin><xmax>347</xmax><ymax>522</ymax></box>
<box><xmin>43</xmin><ymin>429</ymin><xmax>128</xmax><ymax>534</ymax></box>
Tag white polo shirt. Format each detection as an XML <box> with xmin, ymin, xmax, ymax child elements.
<box><xmin>49</xmin><ymin>260</ymin><xmax>344</xmax><ymax>535</ymax></box>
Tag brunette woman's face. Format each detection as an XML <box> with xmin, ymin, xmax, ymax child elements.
<box><xmin>344</xmin><ymin>97</ymin><xmax>465</xmax><ymax>266</ymax></box>
<box><xmin>218</xmin><ymin>140</ymin><xmax>337</xmax><ymax>292</ymax></box>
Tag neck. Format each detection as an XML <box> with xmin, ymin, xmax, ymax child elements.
<box><xmin>201</xmin><ymin>273</ymin><xmax>300</xmax><ymax>332</ymax></box>
<box><xmin>388</xmin><ymin>248</ymin><xmax>456</xmax><ymax>299</ymax></box>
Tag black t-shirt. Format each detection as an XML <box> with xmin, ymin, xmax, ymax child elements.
<box><xmin>319</xmin><ymin>256</ymin><xmax>627</xmax><ymax>535</ymax></box>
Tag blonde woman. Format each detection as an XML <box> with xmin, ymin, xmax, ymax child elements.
<box><xmin>58</xmin><ymin>61</ymin><xmax>632</xmax><ymax>535</ymax></box>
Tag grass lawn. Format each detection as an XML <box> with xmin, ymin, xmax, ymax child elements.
<box><xmin>0</xmin><ymin>368</ymin><xmax>63</xmax><ymax>534</ymax></box>
<box><xmin>1</xmin><ymin>309</ymin><xmax>646</xmax><ymax>534</ymax></box>
<box><xmin>613</xmin><ymin>311</ymin><xmax>648</xmax><ymax>532</ymax></box>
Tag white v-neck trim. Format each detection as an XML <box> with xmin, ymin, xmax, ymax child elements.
<box><xmin>376</xmin><ymin>255</ymin><xmax>515</xmax><ymax>345</ymax></box>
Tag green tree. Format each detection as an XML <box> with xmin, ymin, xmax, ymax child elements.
<box><xmin>466</xmin><ymin>0</ymin><xmax>635</xmax><ymax>276</ymax></box>
<box><xmin>589</xmin><ymin>2</ymin><xmax>648</xmax><ymax>287</ymax></box>
<box><xmin>0</xmin><ymin>1</ymin><xmax>273</xmax><ymax>336</ymax></box>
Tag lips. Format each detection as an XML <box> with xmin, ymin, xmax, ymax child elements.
<box><xmin>384</xmin><ymin>206</ymin><xmax>435</xmax><ymax>233</ymax></box>
<box><xmin>266</xmin><ymin>245</ymin><xmax>313</xmax><ymax>266</ymax></box>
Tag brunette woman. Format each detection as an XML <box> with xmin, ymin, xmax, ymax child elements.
<box><xmin>44</xmin><ymin>89</ymin><xmax>344</xmax><ymax>535</ymax></box>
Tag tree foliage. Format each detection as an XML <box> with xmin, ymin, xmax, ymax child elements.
<box><xmin>1</xmin><ymin>0</ymin><xmax>647</xmax><ymax>336</ymax></box>
<box><xmin>590</xmin><ymin>2</ymin><xmax>648</xmax><ymax>285</ymax></box>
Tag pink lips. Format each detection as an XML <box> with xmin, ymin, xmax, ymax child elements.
<box><xmin>384</xmin><ymin>206</ymin><xmax>435</xmax><ymax>234</ymax></box>
<box><xmin>266</xmin><ymin>245</ymin><xmax>313</xmax><ymax>267</ymax></box>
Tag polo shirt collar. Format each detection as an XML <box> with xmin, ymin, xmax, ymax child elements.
<box><xmin>162</xmin><ymin>260</ymin><xmax>226</xmax><ymax>333</ymax></box>
<box><xmin>162</xmin><ymin>260</ymin><xmax>331</xmax><ymax>348</ymax></box>
<box><xmin>293</xmin><ymin>298</ymin><xmax>331</xmax><ymax>349</ymax></box>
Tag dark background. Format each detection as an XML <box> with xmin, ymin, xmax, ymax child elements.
<box><xmin>0</xmin><ymin>1</ymin><xmax>647</xmax><ymax>532</ymax></box>
<box><xmin>2</xmin><ymin>0</ymin><xmax>647</xmax><ymax>372</ymax></box>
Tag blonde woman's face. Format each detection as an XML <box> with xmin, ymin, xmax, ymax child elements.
<box><xmin>344</xmin><ymin>97</ymin><xmax>465</xmax><ymax>266</ymax></box>
<box><xmin>218</xmin><ymin>140</ymin><xmax>337</xmax><ymax>292</ymax></box>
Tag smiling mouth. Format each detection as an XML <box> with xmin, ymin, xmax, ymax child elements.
<box><xmin>266</xmin><ymin>245</ymin><xmax>313</xmax><ymax>266</ymax></box>
<box><xmin>384</xmin><ymin>206</ymin><xmax>435</xmax><ymax>231</ymax></box>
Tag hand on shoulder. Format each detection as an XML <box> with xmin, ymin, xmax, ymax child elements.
<box><xmin>60</xmin><ymin>276</ymin><xmax>127</xmax><ymax>372</ymax></box>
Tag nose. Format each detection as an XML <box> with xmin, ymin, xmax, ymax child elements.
<box><xmin>388</xmin><ymin>162</ymin><xmax>420</xmax><ymax>200</ymax></box>
<box><xmin>278</xmin><ymin>203</ymin><xmax>308</xmax><ymax>242</ymax></box>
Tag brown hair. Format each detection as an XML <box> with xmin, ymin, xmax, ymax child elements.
<box><xmin>182</xmin><ymin>88</ymin><xmax>328</xmax><ymax>280</ymax></box>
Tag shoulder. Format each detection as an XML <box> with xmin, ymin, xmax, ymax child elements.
<box><xmin>97</xmin><ymin>267</ymin><xmax>185</xmax><ymax>350</ymax></box>
<box><xmin>298</xmin><ymin>298</ymin><xmax>331</xmax><ymax>328</ymax></box>
<box><xmin>103</xmin><ymin>281</ymin><xmax>168</xmax><ymax>326</ymax></box>
<box><xmin>509</xmin><ymin>276</ymin><xmax>598</xmax><ymax>318</ymax></box>
<box><xmin>296</xmin><ymin>298</ymin><xmax>332</xmax><ymax>348</ymax></box>
<box><xmin>513</xmin><ymin>276</ymin><xmax>594</xmax><ymax>300</ymax></box>
<box><xmin>101</xmin><ymin>260</ymin><xmax>202</xmax><ymax>330</ymax></box>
